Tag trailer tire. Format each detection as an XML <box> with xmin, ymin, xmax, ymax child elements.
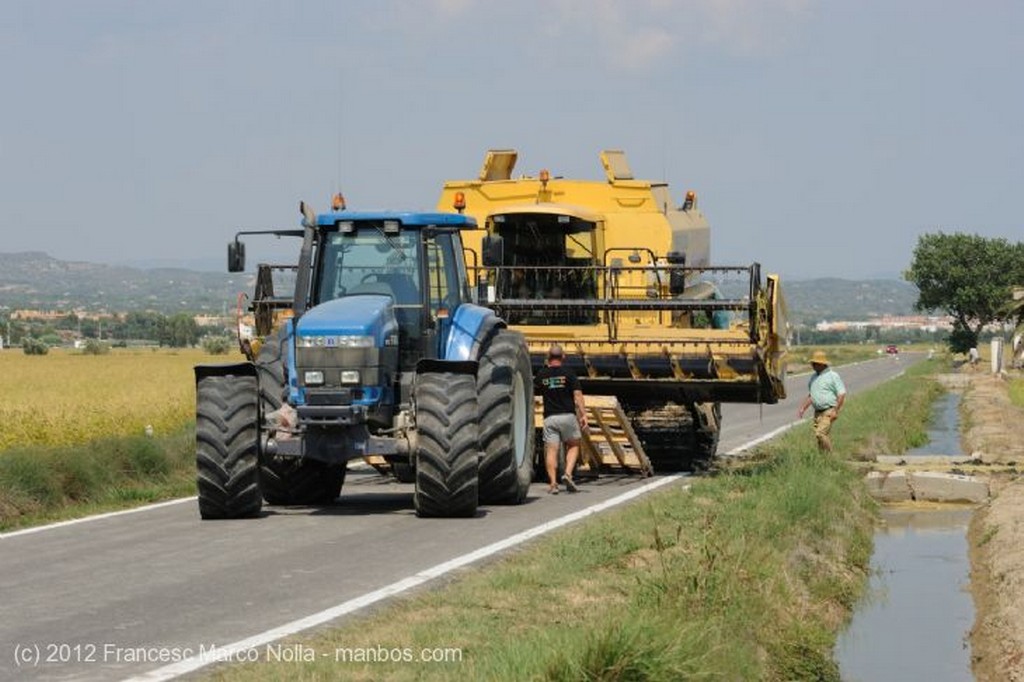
<box><xmin>476</xmin><ymin>329</ymin><xmax>534</xmax><ymax>504</ymax></box>
<box><xmin>195</xmin><ymin>375</ymin><xmax>262</xmax><ymax>519</ymax></box>
<box><xmin>413</xmin><ymin>372</ymin><xmax>479</xmax><ymax>518</ymax></box>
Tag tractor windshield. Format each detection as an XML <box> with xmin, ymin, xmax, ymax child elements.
<box><xmin>316</xmin><ymin>228</ymin><xmax>421</xmax><ymax>306</ymax></box>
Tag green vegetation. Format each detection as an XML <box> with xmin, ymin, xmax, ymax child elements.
<box><xmin>81</xmin><ymin>339</ymin><xmax>111</xmax><ymax>355</ymax></box>
<box><xmin>905</xmin><ymin>232</ymin><xmax>1024</xmax><ymax>351</ymax></box>
<box><xmin>21</xmin><ymin>337</ymin><xmax>49</xmax><ymax>355</ymax></box>
<box><xmin>1009</xmin><ymin>378</ymin><xmax>1024</xmax><ymax>409</ymax></box>
<box><xmin>205</xmin><ymin>360</ymin><xmax>942</xmax><ymax>681</ymax></box>
<box><xmin>789</xmin><ymin>344</ymin><xmax>882</xmax><ymax>368</ymax></box>
<box><xmin>201</xmin><ymin>335</ymin><xmax>234</xmax><ymax>355</ymax></box>
<box><xmin>0</xmin><ymin>427</ymin><xmax>195</xmax><ymax>531</ymax></box>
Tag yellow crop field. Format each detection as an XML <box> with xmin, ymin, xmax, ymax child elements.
<box><xmin>0</xmin><ymin>347</ymin><xmax>244</xmax><ymax>451</ymax></box>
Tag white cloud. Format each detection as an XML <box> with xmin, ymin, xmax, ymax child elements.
<box><xmin>548</xmin><ymin>0</ymin><xmax>816</xmax><ymax>68</ymax></box>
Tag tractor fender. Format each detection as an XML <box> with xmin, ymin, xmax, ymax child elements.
<box><xmin>442</xmin><ymin>303</ymin><xmax>505</xmax><ymax>362</ymax></box>
<box><xmin>194</xmin><ymin>362</ymin><xmax>257</xmax><ymax>384</ymax></box>
<box><xmin>415</xmin><ymin>359</ymin><xmax>479</xmax><ymax>376</ymax></box>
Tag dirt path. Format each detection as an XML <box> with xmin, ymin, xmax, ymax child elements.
<box><xmin>964</xmin><ymin>371</ymin><xmax>1024</xmax><ymax>681</ymax></box>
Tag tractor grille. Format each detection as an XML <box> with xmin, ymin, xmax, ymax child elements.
<box><xmin>295</xmin><ymin>347</ymin><xmax>389</xmax><ymax>388</ymax></box>
<box><xmin>295</xmin><ymin>347</ymin><xmax>379</xmax><ymax>367</ymax></box>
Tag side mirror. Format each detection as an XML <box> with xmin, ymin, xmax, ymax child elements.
<box><xmin>481</xmin><ymin>234</ymin><xmax>504</xmax><ymax>267</ymax></box>
<box><xmin>300</xmin><ymin>201</ymin><xmax>317</xmax><ymax>228</ymax></box>
<box><xmin>228</xmin><ymin>240</ymin><xmax>246</xmax><ymax>272</ymax></box>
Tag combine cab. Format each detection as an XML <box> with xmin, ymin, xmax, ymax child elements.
<box><xmin>439</xmin><ymin>149</ymin><xmax>788</xmax><ymax>471</ymax></box>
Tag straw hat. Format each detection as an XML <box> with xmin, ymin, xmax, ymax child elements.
<box><xmin>810</xmin><ymin>350</ymin><xmax>830</xmax><ymax>366</ymax></box>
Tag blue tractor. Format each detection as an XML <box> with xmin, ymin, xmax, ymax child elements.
<box><xmin>194</xmin><ymin>200</ymin><xmax>534</xmax><ymax>519</ymax></box>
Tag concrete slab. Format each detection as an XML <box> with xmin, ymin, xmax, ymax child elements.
<box><xmin>864</xmin><ymin>470</ymin><xmax>912</xmax><ymax>502</ymax></box>
<box><xmin>909</xmin><ymin>471</ymin><xmax>989</xmax><ymax>503</ymax></box>
<box><xmin>875</xmin><ymin>455</ymin><xmax>976</xmax><ymax>466</ymax></box>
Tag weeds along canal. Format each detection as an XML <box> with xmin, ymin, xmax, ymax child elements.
<box><xmin>836</xmin><ymin>390</ymin><xmax>977</xmax><ymax>681</ymax></box>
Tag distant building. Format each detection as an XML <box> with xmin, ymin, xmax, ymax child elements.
<box><xmin>815</xmin><ymin>314</ymin><xmax>953</xmax><ymax>333</ymax></box>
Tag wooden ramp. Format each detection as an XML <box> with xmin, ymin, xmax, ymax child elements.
<box><xmin>576</xmin><ymin>395</ymin><xmax>653</xmax><ymax>477</ymax></box>
<box><xmin>365</xmin><ymin>395</ymin><xmax>653</xmax><ymax>479</ymax></box>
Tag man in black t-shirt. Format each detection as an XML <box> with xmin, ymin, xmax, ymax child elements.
<box><xmin>534</xmin><ymin>343</ymin><xmax>588</xmax><ymax>494</ymax></box>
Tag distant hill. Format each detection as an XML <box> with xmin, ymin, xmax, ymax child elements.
<box><xmin>782</xmin><ymin>277</ymin><xmax>921</xmax><ymax>326</ymax></box>
<box><xmin>0</xmin><ymin>252</ymin><xmax>250</xmax><ymax>314</ymax></box>
<box><xmin>0</xmin><ymin>252</ymin><xmax>921</xmax><ymax>322</ymax></box>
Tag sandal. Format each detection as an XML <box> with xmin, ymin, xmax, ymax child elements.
<box><xmin>561</xmin><ymin>474</ymin><xmax>578</xmax><ymax>493</ymax></box>
<box><xmin>547</xmin><ymin>485</ymin><xmax>559</xmax><ymax>495</ymax></box>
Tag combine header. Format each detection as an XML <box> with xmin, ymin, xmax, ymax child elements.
<box><xmin>439</xmin><ymin>149</ymin><xmax>788</xmax><ymax>471</ymax></box>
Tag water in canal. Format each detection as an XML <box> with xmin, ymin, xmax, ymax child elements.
<box><xmin>835</xmin><ymin>391</ymin><xmax>976</xmax><ymax>681</ymax></box>
<box><xmin>905</xmin><ymin>392</ymin><xmax>963</xmax><ymax>457</ymax></box>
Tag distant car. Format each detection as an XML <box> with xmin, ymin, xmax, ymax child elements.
<box><xmin>885</xmin><ymin>344</ymin><xmax>899</xmax><ymax>355</ymax></box>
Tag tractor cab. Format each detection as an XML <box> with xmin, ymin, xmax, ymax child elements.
<box><xmin>309</xmin><ymin>216</ymin><xmax>474</xmax><ymax>371</ymax></box>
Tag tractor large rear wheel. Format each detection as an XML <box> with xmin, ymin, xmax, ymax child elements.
<box><xmin>195</xmin><ymin>375</ymin><xmax>262</xmax><ymax>519</ymax></box>
<box><xmin>413</xmin><ymin>372</ymin><xmax>479</xmax><ymax>518</ymax></box>
<box><xmin>476</xmin><ymin>329</ymin><xmax>534</xmax><ymax>504</ymax></box>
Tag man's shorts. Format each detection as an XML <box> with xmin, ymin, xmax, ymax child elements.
<box><xmin>543</xmin><ymin>413</ymin><xmax>581</xmax><ymax>445</ymax></box>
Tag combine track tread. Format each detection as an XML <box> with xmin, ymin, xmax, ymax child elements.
<box><xmin>622</xmin><ymin>400</ymin><xmax>720</xmax><ymax>472</ymax></box>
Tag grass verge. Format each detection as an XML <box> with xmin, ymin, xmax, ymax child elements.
<box><xmin>204</xmin><ymin>362</ymin><xmax>942</xmax><ymax>681</ymax></box>
<box><xmin>1009</xmin><ymin>377</ymin><xmax>1024</xmax><ymax>408</ymax></box>
<box><xmin>0</xmin><ymin>426</ymin><xmax>196</xmax><ymax>531</ymax></box>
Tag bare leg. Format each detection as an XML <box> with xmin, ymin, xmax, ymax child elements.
<box><xmin>562</xmin><ymin>439</ymin><xmax>580</xmax><ymax>491</ymax></box>
<box><xmin>564</xmin><ymin>439</ymin><xmax>580</xmax><ymax>479</ymax></box>
<box><xmin>545</xmin><ymin>441</ymin><xmax>560</xmax><ymax>489</ymax></box>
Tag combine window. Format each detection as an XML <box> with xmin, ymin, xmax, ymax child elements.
<box><xmin>490</xmin><ymin>213</ymin><xmax>598</xmax><ymax>324</ymax></box>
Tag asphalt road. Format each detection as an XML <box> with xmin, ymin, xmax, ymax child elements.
<box><xmin>0</xmin><ymin>353</ymin><xmax>917</xmax><ymax>681</ymax></box>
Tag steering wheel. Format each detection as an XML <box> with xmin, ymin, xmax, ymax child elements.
<box><xmin>361</xmin><ymin>273</ymin><xmax>383</xmax><ymax>283</ymax></box>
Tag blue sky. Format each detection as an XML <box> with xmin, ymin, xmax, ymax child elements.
<box><xmin>1</xmin><ymin>0</ymin><xmax>1021</xmax><ymax>280</ymax></box>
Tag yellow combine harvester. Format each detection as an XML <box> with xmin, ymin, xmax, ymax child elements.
<box><xmin>438</xmin><ymin>149</ymin><xmax>788</xmax><ymax>471</ymax></box>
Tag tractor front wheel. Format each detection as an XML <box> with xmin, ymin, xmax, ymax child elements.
<box><xmin>195</xmin><ymin>374</ymin><xmax>262</xmax><ymax>519</ymax></box>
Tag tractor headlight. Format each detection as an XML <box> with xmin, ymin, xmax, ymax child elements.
<box><xmin>297</xmin><ymin>335</ymin><xmax>374</xmax><ymax>348</ymax></box>
<box><xmin>340</xmin><ymin>370</ymin><xmax>361</xmax><ymax>385</ymax></box>
<box><xmin>304</xmin><ymin>370</ymin><xmax>325</xmax><ymax>386</ymax></box>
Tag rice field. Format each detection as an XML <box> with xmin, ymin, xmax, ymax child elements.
<box><xmin>0</xmin><ymin>347</ymin><xmax>243</xmax><ymax>451</ymax></box>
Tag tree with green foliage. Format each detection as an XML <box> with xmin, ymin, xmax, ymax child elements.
<box><xmin>158</xmin><ymin>313</ymin><xmax>200</xmax><ymax>348</ymax></box>
<box><xmin>201</xmin><ymin>335</ymin><xmax>233</xmax><ymax>355</ymax></box>
<box><xmin>905</xmin><ymin>232</ymin><xmax>1024</xmax><ymax>352</ymax></box>
<box><xmin>22</xmin><ymin>337</ymin><xmax>49</xmax><ymax>355</ymax></box>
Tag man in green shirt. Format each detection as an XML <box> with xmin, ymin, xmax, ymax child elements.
<box><xmin>797</xmin><ymin>350</ymin><xmax>847</xmax><ymax>453</ymax></box>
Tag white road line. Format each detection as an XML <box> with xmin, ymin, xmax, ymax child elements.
<box><xmin>124</xmin><ymin>424</ymin><xmax>795</xmax><ymax>681</ymax></box>
<box><xmin>0</xmin><ymin>497</ymin><xmax>196</xmax><ymax>539</ymax></box>
<box><xmin>123</xmin><ymin>474</ymin><xmax>690</xmax><ymax>682</ymax></box>
<box><xmin>725</xmin><ymin>420</ymin><xmax>802</xmax><ymax>455</ymax></box>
